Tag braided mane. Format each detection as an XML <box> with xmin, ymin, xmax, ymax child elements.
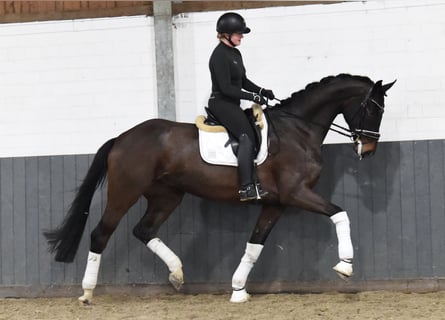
<box><xmin>276</xmin><ymin>74</ymin><xmax>374</xmax><ymax>107</ymax></box>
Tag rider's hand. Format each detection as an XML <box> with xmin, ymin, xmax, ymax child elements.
<box><xmin>261</xmin><ymin>88</ymin><xmax>275</xmax><ymax>100</ymax></box>
<box><xmin>252</xmin><ymin>93</ymin><xmax>267</xmax><ymax>105</ymax></box>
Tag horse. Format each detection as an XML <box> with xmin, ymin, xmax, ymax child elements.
<box><xmin>44</xmin><ymin>74</ymin><xmax>396</xmax><ymax>304</ymax></box>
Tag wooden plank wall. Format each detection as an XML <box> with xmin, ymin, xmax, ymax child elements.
<box><xmin>0</xmin><ymin>1</ymin><xmax>151</xmax><ymax>23</ymax></box>
<box><xmin>0</xmin><ymin>1</ymin><xmax>337</xmax><ymax>23</ymax></box>
<box><xmin>1</xmin><ymin>140</ymin><xmax>444</xmax><ymax>292</ymax></box>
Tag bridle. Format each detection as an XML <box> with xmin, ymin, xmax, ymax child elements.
<box><xmin>345</xmin><ymin>87</ymin><xmax>384</xmax><ymax>159</ymax></box>
<box><xmin>321</xmin><ymin>87</ymin><xmax>383</xmax><ymax>138</ymax></box>
<box><xmin>266</xmin><ymin>86</ymin><xmax>384</xmax><ymax>159</ymax></box>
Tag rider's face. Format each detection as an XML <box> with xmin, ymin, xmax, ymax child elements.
<box><xmin>230</xmin><ymin>33</ymin><xmax>244</xmax><ymax>46</ymax></box>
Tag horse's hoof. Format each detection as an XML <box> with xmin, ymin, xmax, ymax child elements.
<box><xmin>78</xmin><ymin>298</ymin><xmax>91</xmax><ymax>306</ymax></box>
<box><xmin>230</xmin><ymin>288</ymin><xmax>250</xmax><ymax>303</ymax></box>
<box><xmin>333</xmin><ymin>260</ymin><xmax>353</xmax><ymax>280</ymax></box>
<box><xmin>78</xmin><ymin>289</ymin><xmax>93</xmax><ymax>306</ymax></box>
<box><xmin>169</xmin><ymin>268</ymin><xmax>184</xmax><ymax>291</ymax></box>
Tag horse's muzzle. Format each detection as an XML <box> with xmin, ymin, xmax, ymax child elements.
<box><xmin>354</xmin><ymin>139</ymin><xmax>378</xmax><ymax>159</ymax></box>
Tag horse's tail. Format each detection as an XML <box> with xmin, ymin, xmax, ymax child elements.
<box><xmin>43</xmin><ymin>138</ymin><xmax>116</xmax><ymax>263</ymax></box>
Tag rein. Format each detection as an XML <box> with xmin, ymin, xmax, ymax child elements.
<box><xmin>266</xmin><ymin>104</ymin><xmax>355</xmax><ymax>140</ymax></box>
<box><xmin>267</xmin><ymin>87</ymin><xmax>383</xmax><ymax>142</ymax></box>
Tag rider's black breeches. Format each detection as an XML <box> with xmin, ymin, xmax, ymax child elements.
<box><xmin>208</xmin><ymin>97</ymin><xmax>256</xmax><ymax>186</ymax></box>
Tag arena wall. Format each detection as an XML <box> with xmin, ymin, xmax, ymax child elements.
<box><xmin>1</xmin><ymin>0</ymin><xmax>445</xmax><ymax>296</ymax></box>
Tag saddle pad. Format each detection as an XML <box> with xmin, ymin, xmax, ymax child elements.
<box><xmin>198</xmin><ymin>115</ymin><xmax>268</xmax><ymax>167</ymax></box>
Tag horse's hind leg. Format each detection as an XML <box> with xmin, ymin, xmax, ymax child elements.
<box><xmin>133</xmin><ymin>188</ymin><xmax>185</xmax><ymax>290</ymax></box>
<box><xmin>231</xmin><ymin>205</ymin><xmax>284</xmax><ymax>303</ymax></box>
<box><xmin>79</xmin><ymin>189</ymin><xmax>140</xmax><ymax>305</ymax></box>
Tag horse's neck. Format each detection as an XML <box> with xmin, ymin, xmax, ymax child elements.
<box><xmin>290</xmin><ymin>84</ymin><xmax>367</xmax><ymax>142</ymax></box>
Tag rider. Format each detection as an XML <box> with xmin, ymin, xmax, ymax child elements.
<box><xmin>208</xmin><ymin>12</ymin><xmax>275</xmax><ymax>201</ymax></box>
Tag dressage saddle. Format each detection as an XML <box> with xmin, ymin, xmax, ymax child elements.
<box><xmin>203</xmin><ymin>106</ymin><xmax>263</xmax><ymax>157</ymax></box>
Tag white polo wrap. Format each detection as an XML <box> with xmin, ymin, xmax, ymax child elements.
<box><xmin>330</xmin><ymin>211</ymin><xmax>353</xmax><ymax>260</ymax></box>
<box><xmin>232</xmin><ymin>242</ymin><xmax>264</xmax><ymax>290</ymax></box>
<box><xmin>147</xmin><ymin>238</ymin><xmax>182</xmax><ymax>273</ymax></box>
<box><xmin>82</xmin><ymin>251</ymin><xmax>101</xmax><ymax>290</ymax></box>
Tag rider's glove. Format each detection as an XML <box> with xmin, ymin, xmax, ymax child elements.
<box><xmin>252</xmin><ymin>93</ymin><xmax>266</xmax><ymax>105</ymax></box>
<box><xmin>260</xmin><ymin>88</ymin><xmax>275</xmax><ymax>100</ymax></box>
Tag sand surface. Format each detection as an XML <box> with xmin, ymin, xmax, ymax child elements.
<box><xmin>1</xmin><ymin>291</ymin><xmax>444</xmax><ymax>320</ymax></box>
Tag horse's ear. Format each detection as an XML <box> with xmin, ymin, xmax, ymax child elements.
<box><xmin>382</xmin><ymin>80</ymin><xmax>396</xmax><ymax>96</ymax></box>
<box><xmin>370</xmin><ymin>80</ymin><xmax>383</xmax><ymax>95</ymax></box>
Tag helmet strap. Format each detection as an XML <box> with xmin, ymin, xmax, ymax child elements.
<box><xmin>223</xmin><ymin>34</ymin><xmax>236</xmax><ymax>47</ymax></box>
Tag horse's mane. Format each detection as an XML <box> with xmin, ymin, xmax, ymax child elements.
<box><xmin>276</xmin><ymin>74</ymin><xmax>374</xmax><ymax>108</ymax></box>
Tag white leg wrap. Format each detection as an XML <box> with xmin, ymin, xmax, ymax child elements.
<box><xmin>330</xmin><ymin>211</ymin><xmax>353</xmax><ymax>260</ymax></box>
<box><xmin>82</xmin><ymin>251</ymin><xmax>101</xmax><ymax>290</ymax></box>
<box><xmin>232</xmin><ymin>242</ymin><xmax>264</xmax><ymax>290</ymax></box>
<box><xmin>147</xmin><ymin>238</ymin><xmax>182</xmax><ymax>273</ymax></box>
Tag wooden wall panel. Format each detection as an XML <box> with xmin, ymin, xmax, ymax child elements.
<box><xmin>25</xmin><ymin>158</ymin><xmax>39</xmax><ymax>285</ymax></box>
<box><xmin>0</xmin><ymin>159</ymin><xmax>14</xmax><ymax>285</ymax></box>
<box><xmin>37</xmin><ymin>157</ymin><xmax>52</xmax><ymax>285</ymax></box>
<box><xmin>1</xmin><ymin>140</ymin><xmax>445</xmax><ymax>295</ymax></box>
<box><xmin>429</xmin><ymin>141</ymin><xmax>445</xmax><ymax>276</ymax></box>
<box><xmin>0</xmin><ymin>1</ymin><xmax>338</xmax><ymax>24</ymax></box>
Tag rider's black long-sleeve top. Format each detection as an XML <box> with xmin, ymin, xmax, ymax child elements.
<box><xmin>209</xmin><ymin>41</ymin><xmax>261</xmax><ymax>104</ymax></box>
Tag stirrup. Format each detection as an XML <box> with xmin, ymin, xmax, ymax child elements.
<box><xmin>239</xmin><ymin>184</ymin><xmax>257</xmax><ymax>202</ymax></box>
<box><xmin>255</xmin><ymin>183</ymin><xmax>268</xmax><ymax>198</ymax></box>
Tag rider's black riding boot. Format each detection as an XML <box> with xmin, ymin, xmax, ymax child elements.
<box><xmin>237</xmin><ymin>134</ymin><xmax>264</xmax><ymax>201</ymax></box>
<box><xmin>239</xmin><ymin>183</ymin><xmax>257</xmax><ymax>202</ymax></box>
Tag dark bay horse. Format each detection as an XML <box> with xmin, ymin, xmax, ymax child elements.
<box><xmin>44</xmin><ymin>74</ymin><xmax>395</xmax><ymax>304</ymax></box>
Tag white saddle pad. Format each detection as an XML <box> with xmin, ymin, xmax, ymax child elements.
<box><xmin>198</xmin><ymin>117</ymin><xmax>268</xmax><ymax>167</ymax></box>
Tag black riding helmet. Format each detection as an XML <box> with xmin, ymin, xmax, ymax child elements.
<box><xmin>216</xmin><ymin>12</ymin><xmax>251</xmax><ymax>34</ymax></box>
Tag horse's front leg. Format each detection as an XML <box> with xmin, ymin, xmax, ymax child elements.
<box><xmin>289</xmin><ymin>188</ymin><xmax>353</xmax><ymax>279</ymax></box>
<box><xmin>330</xmin><ymin>211</ymin><xmax>354</xmax><ymax>279</ymax></box>
<box><xmin>230</xmin><ymin>205</ymin><xmax>284</xmax><ymax>303</ymax></box>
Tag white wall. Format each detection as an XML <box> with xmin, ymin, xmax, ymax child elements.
<box><xmin>0</xmin><ymin>16</ymin><xmax>157</xmax><ymax>157</ymax></box>
<box><xmin>173</xmin><ymin>0</ymin><xmax>445</xmax><ymax>144</ymax></box>
<box><xmin>1</xmin><ymin>0</ymin><xmax>444</xmax><ymax>157</ymax></box>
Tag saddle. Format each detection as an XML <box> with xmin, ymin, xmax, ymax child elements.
<box><xmin>195</xmin><ymin>104</ymin><xmax>265</xmax><ymax>157</ymax></box>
